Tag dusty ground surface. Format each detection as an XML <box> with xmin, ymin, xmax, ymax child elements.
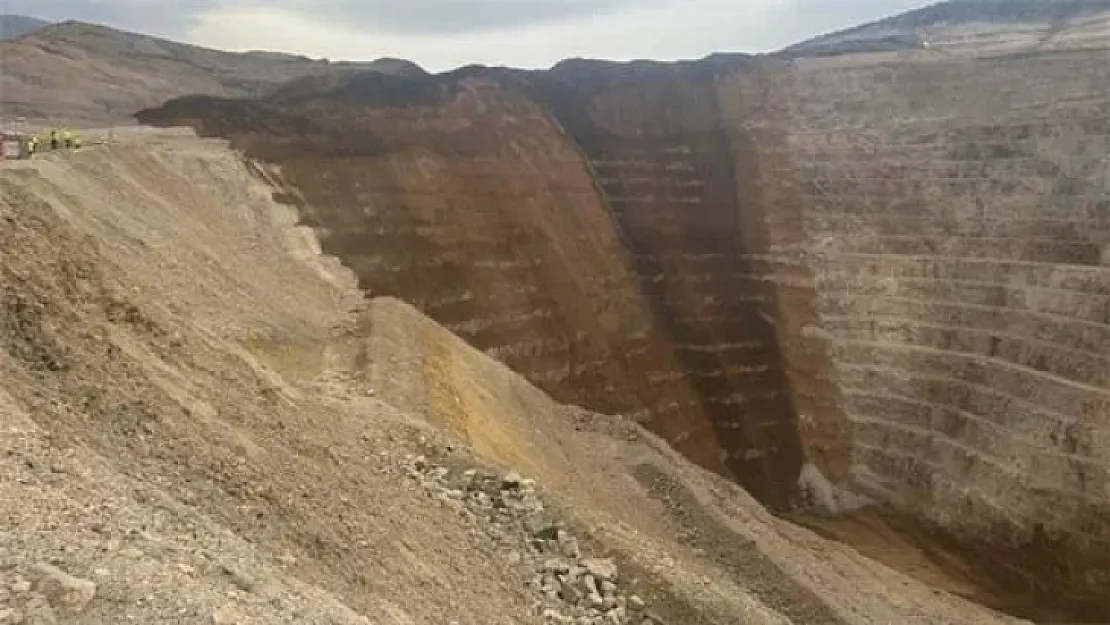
<box><xmin>0</xmin><ymin>129</ymin><xmax>1034</xmax><ymax>624</ymax></box>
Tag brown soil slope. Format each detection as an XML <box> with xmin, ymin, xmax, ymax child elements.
<box><xmin>0</xmin><ymin>131</ymin><xmax>1026</xmax><ymax>625</ymax></box>
<box><xmin>138</xmin><ymin>42</ymin><xmax>1110</xmax><ymax>620</ymax></box>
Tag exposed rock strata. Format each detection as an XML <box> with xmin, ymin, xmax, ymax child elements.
<box><xmin>758</xmin><ymin>49</ymin><xmax>1110</xmax><ymax>617</ymax></box>
<box><xmin>137</xmin><ymin>48</ymin><xmax>1110</xmax><ymax>618</ymax></box>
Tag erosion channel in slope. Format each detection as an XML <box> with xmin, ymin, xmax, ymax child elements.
<box><xmin>137</xmin><ymin>51</ymin><xmax>1110</xmax><ymax>624</ymax></box>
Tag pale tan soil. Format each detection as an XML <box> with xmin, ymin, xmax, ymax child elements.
<box><xmin>0</xmin><ymin>129</ymin><xmax>1029</xmax><ymax>624</ymax></box>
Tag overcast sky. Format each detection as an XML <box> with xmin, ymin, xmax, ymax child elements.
<box><xmin>5</xmin><ymin>0</ymin><xmax>933</xmax><ymax>71</ymax></box>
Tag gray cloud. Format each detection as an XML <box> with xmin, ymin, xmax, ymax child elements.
<box><xmin>2</xmin><ymin>0</ymin><xmax>936</xmax><ymax>69</ymax></box>
<box><xmin>290</xmin><ymin>0</ymin><xmax>671</xmax><ymax>35</ymax></box>
<box><xmin>2</xmin><ymin>0</ymin><xmax>672</xmax><ymax>37</ymax></box>
<box><xmin>0</xmin><ymin>0</ymin><xmax>217</xmax><ymax>38</ymax></box>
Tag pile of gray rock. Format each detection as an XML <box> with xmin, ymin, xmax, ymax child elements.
<box><xmin>404</xmin><ymin>455</ymin><xmax>658</xmax><ymax>625</ymax></box>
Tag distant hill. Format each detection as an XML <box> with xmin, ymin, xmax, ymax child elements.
<box><xmin>784</xmin><ymin>0</ymin><xmax>1110</xmax><ymax>56</ymax></box>
<box><xmin>0</xmin><ymin>20</ymin><xmax>412</xmax><ymax>126</ymax></box>
<box><xmin>0</xmin><ymin>14</ymin><xmax>49</xmax><ymax>40</ymax></box>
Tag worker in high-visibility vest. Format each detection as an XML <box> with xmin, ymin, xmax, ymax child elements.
<box><xmin>49</xmin><ymin>129</ymin><xmax>60</xmax><ymax>150</ymax></box>
<box><xmin>72</xmin><ymin>133</ymin><xmax>83</xmax><ymax>149</ymax></box>
<box><xmin>26</xmin><ymin>135</ymin><xmax>37</xmax><ymax>157</ymax></box>
<box><xmin>61</xmin><ymin>128</ymin><xmax>73</xmax><ymax>149</ymax></box>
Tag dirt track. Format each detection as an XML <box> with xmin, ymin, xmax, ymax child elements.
<box><xmin>0</xmin><ymin>130</ymin><xmax>1032</xmax><ymax>624</ymax></box>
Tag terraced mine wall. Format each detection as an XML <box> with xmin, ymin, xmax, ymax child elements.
<box><xmin>138</xmin><ymin>79</ymin><xmax>744</xmax><ymax>496</ymax></box>
<box><xmin>138</xmin><ymin>50</ymin><xmax>1110</xmax><ymax>618</ymax></box>
<box><xmin>139</xmin><ymin>64</ymin><xmax>851</xmax><ymax>508</ymax></box>
<box><xmin>533</xmin><ymin>58</ymin><xmax>851</xmax><ymax>504</ymax></box>
<box><xmin>771</xmin><ymin>50</ymin><xmax>1110</xmax><ymax>617</ymax></box>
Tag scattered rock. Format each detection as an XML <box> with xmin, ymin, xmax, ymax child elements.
<box><xmin>579</xmin><ymin>574</ymin><xmax>598</xmax><ymax>596</ymax></box>
<box><xmin>557</xmin><ymin>529</ymin><xmax>581</xmax><ymax>559</ymax></box>
<box><xmin>524</xmin><ymin>513</ymin><xmax>560</xmax><ymax>540</ymax></box>
<box><xmin>541</xmin><ymin>608</ymin><xmax>571</xmax><ymax>624</ymax></box>
<box><xmin>543</xmin><ymin>558</ymin><xmax>570</xmax><ymax>574</ymax></box>
<box><xmin>561</xmin><ymin>565</ymin><xmax>583</xmax><ymax>585</ymax></box>
<box><xmin>399</xmin><ymin>458</ymin><xmax>649</xmax><ymax>625</ymax></box>
<box><xmin>502</xmin><ymin>472</ymin><xmax>524</xmax><ymax>488</ymax></box>
<box><xmin>27</xmin><ymin>564</ymin><xmax>96</xmax><ymax>616</ymax></box>
<box><xmin>582</xmin><ymin>558</ymin><xmax>618</xmax><ymax>582</ymax></box>
<box><xmin>585</xmin><ymin>591</ymin><xmax>604</xmax><ymax>608</ymax></box>
<box><xmin>541</xmin><ymin>575</ymin><xmax>561</xmax><ymax>594</ymax></box>
<box><xmin>559</xmin><ymin>583</ymin><xmax>583</xmax><ymax>605</ymax></box>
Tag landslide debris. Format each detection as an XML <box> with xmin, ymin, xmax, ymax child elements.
<box><xmin>0</xmin><ymin>131</ymin><xmax>1028</xmax><ymax>625</ymax></box>
<box><xmin>402</xmin><ymin>457</ymin><xmax>657</xmax><ymax>625</ymax></box>
<box><xmin>136</xmin><ymin>31</ymin><xmax>1110</xmax><ymax>621</ymax></box>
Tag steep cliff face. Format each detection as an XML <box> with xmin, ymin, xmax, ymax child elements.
<box><xmin>138</xmin><ymin>73</ymin><xmax>740</xmax><ymax>486</ymax></box>
<box><xmin>137</xmin><ymin>46</ymin><xmax>1110</xmax><ymax>618</ymax></box>
<box><xmin>533</xmin><ymin>58</ymin><xmax>850</xmax><ymax>505</ymax></box>
<box><xmin>761</xmin><ymin>49</ymin><xmax>1110</xmax><ymax>616</ymax></box>
<box><xmin>138</xmin><ymin>60</ymin><xmax>853</xmax><ymax>509</ymax></box>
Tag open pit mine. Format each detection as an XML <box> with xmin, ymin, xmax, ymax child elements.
<box><xmin>134</xmin><ymin>38</ymin><xmax>1110</xmax><ymax>623</ymax></box>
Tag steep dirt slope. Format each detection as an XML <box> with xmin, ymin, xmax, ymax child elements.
<box><xmin>0</xmin><ymin>129</ymin><xmax>600</xmax><ymax>625</ymax></box>
<box><xmin>0</xmin><ymin>131</ymin><xmax>1027</xmax><ymax>625</ymax></box>
<box><xmin>0</xmin><ymin>21</ymin><xmax>413</xmax><ymax>126</ymax></box>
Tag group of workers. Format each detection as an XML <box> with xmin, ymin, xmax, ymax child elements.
<box><xmin>26</xmin><ymin>129</ymin><xmax>83</xmax><ymax>156</ymax></box>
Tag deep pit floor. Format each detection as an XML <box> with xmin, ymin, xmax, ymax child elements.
<box><xmin>789</xmin><ymin>509</ymin><xmax>1089</xmax><ymax>625</ymax></box>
